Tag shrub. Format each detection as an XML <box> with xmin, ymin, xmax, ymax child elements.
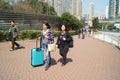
<box><xmin>53</xmin><ymin>31</ymin><xmax>60</xmax><ymax>37</ymax></box>
<box><xmin>29</xmin><ymin>30</ymin><xmax>40</xmax><ymax>39</ymax></box>
<box><xmin>0</xmin><ymin>30</ymin><xmax>8</xmax><ymax>42</ymax></box>
<box><xmin>19</xmin><ymin>30</ymin><xmax>40</xmax><ymax>40</ymax></box>
<box><xmin>0</xmin><ymin>30</ymin><xmax>77</xmax><ymax>42</ymax></box>
<box><xmin>0</xmin><ymin>30</ymin><xmax>4</xmax><ymax>41</ymax></box>
<box><xmin>69</xmin><ymin>30</ymin><xmax>76</xmax><ymax>35</ymax></box>
<box><xmin>53</xmin><ymin>30</ymin><xmax>76</xmax><ymax>37</ymax></box>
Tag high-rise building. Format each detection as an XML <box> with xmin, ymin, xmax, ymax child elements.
<box><xmin>116</xmin><ymin>0</ymin><xmax>120</xmax><ymax>17</ymax></box>
<box><xmin>47</xmin><ymin>0</ymin><xmax>54</xmax><ymax>6</ymax></box>
<box><xmin>5</xmin><ymin>0</ymin><xmax>19</xmax><ymax>4</ymax></box>
<box><xmin>63</xmin><ymin>0</ymin><xmax>72</xmax><ymax>14</ymax></box>
<box><xmin>89</xmin><ymin>2</ymin><xmax>95</xmax><ymax>19</ymax></box>
<box><xmin>54</xmin><ymin>0</ymin><xmax>64</xmax><ymax>16</ymax></box>
<box><xmin>72</xmin><ymin>0</ymin><xmax>83</xmax><ymax>19</ymax></box>
<box><xmin>41</xmin><ymin>0</ymin><xmax>83</xmax><ymax>19</ymax></box>
<box><xmin>76</xmin><ymin>0</ymin><xmax>80</xmax><ymax>16</ymax></box>
<box><xmin>72</xmin><ymin>0</ymin><xmax>77</xmax><ymax>15</ymax></box>
<box><xmin>109</xmin><ymin>0</ymin><xmax>117</xmax><ymax>19</ymax></box>
<box><xmin>39</xmin><ymin>0</ymin><xmax>53</xmax><ymax>6</ymax></box>
<box><xmin>54</xmin><ymin>0</ymin><xmax>73</xmax><ymax>16</ymax></box>
<box><xmin>106</xmin><ymin>6</ymin><xmax>109</xmax><ymax>19</ymax></box>
<box><xmin>52</xmin><ymin>0</ymin><xmax>54</xmax><ymax>7</ymax></box>
<box><xmin>108</xmin><ymin>0</ymin><xmax>120</xmax><ymax>18</ymax></box>
<box><xmin>80</xmin><ymin>0</ymin><xmax>84</xmax><ymax>19</ymax></box>
<box><xmin>39</xmin><ymin>0</ymin><xmax>54</xmax><ymax>7</ymax></box>
<box><xmin>39</xmin><ymin>0</ymin><xmax>48</xmax><ymax>2</ymax></box>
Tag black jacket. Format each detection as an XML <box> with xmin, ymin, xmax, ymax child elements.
<box><xmin>56</xmin><ymin>31</ymin><xmax>72</xmax><ymax>48</ymax></box>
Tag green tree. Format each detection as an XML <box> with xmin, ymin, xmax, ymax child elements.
<box><xmin>23</xmin><ymin>0</ymin><xmax>57</xmax><ymax>15</ymax></box>
<box><xmin>59</xmin><ymin>12</ymin><xmax>84</xmax><ymax>30</ymax></box>
<box><xmin>13</xmin><ymin>2</ymin><xmax>34</xmax><ymax>13</ymax></box>
<box><xmin>92</xmin><ymin>17</ymin><xmax>100</xmax><ymax>29</ymax></box>
<box><xmin>0</xmin><ymin>0</ymin><xmax>12</xmax><ymax>10</ymax></box>
<box><xmin>48</xmin><ymin>6</ymin><xmax>57</xmax><ymax>15</ymax></box>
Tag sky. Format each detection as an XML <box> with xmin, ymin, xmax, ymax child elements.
<box><xmin>6</xmin><ymin>0</ymin><xmax>109</xmax><ymax>15</ymax></box>
<box><xmin>84</xmin><ymin>0</ymin><xmax>109</xmax><ymax>14</ymax></box>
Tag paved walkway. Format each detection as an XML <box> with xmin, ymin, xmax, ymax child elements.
<box><xmin>0</xmin><ymin>36</ymin><xmax>120</xmax><ymax>80</ymax></box>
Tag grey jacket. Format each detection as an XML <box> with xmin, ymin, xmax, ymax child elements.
<box><xmin>10</xmin><ymin>25</ymin><xmax>19</xmax><ymax>38</ymax></box>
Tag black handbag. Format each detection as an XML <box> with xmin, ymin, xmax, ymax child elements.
<box><xmin>69</xmin><ymin>36</ymin><xmax>73</xmax><ymax>48</ymax></box>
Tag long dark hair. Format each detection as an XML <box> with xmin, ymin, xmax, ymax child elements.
<box><xmin>60</xmin><ymin>24</ymin><xmax>69</xmax><ymax>31</ymax></box>
<box><xmin>43</xmin><ymin>21</ymin><xmax>51</xmax><ymax>29</ymax></box>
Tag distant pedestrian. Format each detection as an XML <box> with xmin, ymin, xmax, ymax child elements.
<box><xmin>56</xmin><ymin>24</ymin><xmax>73</xmax><ymax>66</ymax></box>
<box><xmin>88</xmin><ymin>27</ymin><xmax>91</xmax><ymax>37</ymax></box>
<box><xmin>9</xmin><ymin>20</ymin><xmax>20</xmax><ymax>51</ymax></box>
<box><xmin>41</xmin><ymin>21</ymin><xmax>54</xmax><ymax>71</ymax></box>
<box><xmin>90</xmin><ymin>29</ymin><xmax>94</xmax><ymax>37</ymax></box>
<box><xmin>81</xmin><ymin>28</ymin><xmax>86</xmax><ymax>39</ymax></box>
<box><xmin>77</xmin><ymin>28</ymin><xmax>81</xmax><ymax>38</ymax></box>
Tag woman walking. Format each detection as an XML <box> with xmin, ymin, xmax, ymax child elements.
<box><xmin>56</xmin><ymin>25</ymin><xmax>72</xmax><ymax>66</ymax></box>
<box><xmin>87</xmin><ymin>27</ymin><xmax>91</xmax><ymax>37</ymax></box>
<box><xmin>41</xmin><ymin>22</ymin><xmax>54</xmax><ymax>71</ymax></box>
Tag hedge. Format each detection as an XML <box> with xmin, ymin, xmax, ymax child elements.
<box><xmin>0</xmin><ymin>30</ymin><xmax>77</xmax><ymax>42</ymax></box>
<box><xmin>0</xmin><ymin>30</ymin><xmax>8</xmax><ymax>42</ymax></box>
<box><xmin>20</xmin><ymin>30</ymin><xmax>41</xmax><ymax>40</ymax></box>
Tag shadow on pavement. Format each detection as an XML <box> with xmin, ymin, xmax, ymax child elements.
<box><xmin>115</xmin><ymin>46</ymin><xmax>120</xmax><ymax>50</ymax></box>
<box><xmin>57</xmin><ymin>58</ymin><xmax>73</xmax><ymax>64</ymax></box>
<box><xmin>51</xmin><ymin>58</ymin><xmax>57</xmax><ymax>66</ymax></box>
<box><xmin>12</xmin><ymin>46</ymin><xmax>25</xmax><ymax>51</ymax></box>
<box><xmin>15</xmin><ymin>46</ymin><xmax>25</xmax><ymax>49</ymax></box>
<box><xmin>10</xmin><ymin>46</ymin><xmax>25</xmax><ymax>51</ymax></box>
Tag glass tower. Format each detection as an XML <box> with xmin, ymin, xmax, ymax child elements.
<box><xmin>109</xmin><ymin>0</ymin><xmax>117</xmax><ymax>19</ymax></box>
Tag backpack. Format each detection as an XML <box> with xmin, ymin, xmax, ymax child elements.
<box><xmin>69</xmin><ymin>36</ymin><xmax>73</xmax><ymax>48</ymax></box>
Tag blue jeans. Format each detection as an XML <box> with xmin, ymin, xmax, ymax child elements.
<box><xmin>42</xmin><ymin>43</ymin><xmax>51</xmax><ymax>66</ymax></box>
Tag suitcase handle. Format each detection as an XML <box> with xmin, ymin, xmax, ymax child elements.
<box><xmin>36</xmin><ymin>38</ymin><xmax>41</xmax><ymax>51</ymax></box>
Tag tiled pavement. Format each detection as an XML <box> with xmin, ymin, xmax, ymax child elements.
<box><xmin>0</xmin><ymin>36</ymin><xmax>120</xmax><ymax>80</ymax></box>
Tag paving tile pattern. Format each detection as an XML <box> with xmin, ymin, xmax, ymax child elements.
<box><xmin>0</xmin><ymin>36</ymin><xmax>120</xmax><ymax>80</ymax></box>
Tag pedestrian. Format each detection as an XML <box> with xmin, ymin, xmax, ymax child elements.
<box><xmin>81</xmin><ymin>28</ymin><xmax>86</xmax><ymax>39</ymax></box>
<box><xmin>77</xmin><ymin>28</ymin><xmax>81</xmax><ymax>38</ymax></box>
<box><xmin>9</xmin><ymin>20</ymin><xmax>20</xmax><ymax>51</ymax></box>
<box><xmin>90</xmin><ymin>29</ymin><xmax>94</xmax><ymax>37</ymax></box>
<box><xmin>41</xmin><ymin>21</ymin><xmax>54</xmax><ymax>71</ymax></box>
<box><xmin>88</xmin><ymin>27</ymin><xmax>91</xmax><ymax>37</ymax></box>
<box><xmin>56</xmin><ymin>24</ymin><xmax>72</xmax><ymax>66</ymax></box>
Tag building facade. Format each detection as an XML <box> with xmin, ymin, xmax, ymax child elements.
<box><xmin>116</xmin><ymin>0</ymin><xmax>120</xmax><ymax>17</ymax></box>
<box><xmin>89</xmin><ymin>2</ymin><xmax>95</xmax><ymax>19</ymax></box>
<box><xmin>106</xmin><ymin>6</ymin><xmax>109</xmax><ymax>19</ymax></box>
<box><xmin>109</xmin><ymin>0</ymin><xmax>117</xmax><ymax>19</ymax></box>
<box><xmin>80</xmin><ymin>0</ymin><xmax>84</xmax><ymax>18</ymax></box>
<box><xmin>47</xmin><ymin>0</ymin><xmax>54</xmax><ymax>6</ymax></box>
<box><xmin>53</xmin><ymin>0</ymin><xmax>83</xmax><ymax>19</ymax></box>
<box><xmin>54</xmin><ymin>0</ymin><xmax>64</xmax><ymax>16</ymax></box>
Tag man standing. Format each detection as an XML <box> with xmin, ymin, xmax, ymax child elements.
<box><xmin>10</xmin><ymin>20</ymin><xmax>20</xmax><ymax>51</ymax></box>
<box><xmin>81</xmin><ymin>28</ymin><xmax>86</xmax><ymax>39</ymax></box>
<box><xmin>77</xmin><ymin>28</ymin><xmax>81</xmax><ymax>38</ymax></box>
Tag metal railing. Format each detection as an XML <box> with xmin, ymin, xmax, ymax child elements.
<box><xmin>94</xmin><ymin>31</ymin><xmax>120</xmax><ymax>48</ymax></box>
<box><xmin>0</xmin><ymin>10</ymin><xmax>59</xmax><ymax>31</ymax></box>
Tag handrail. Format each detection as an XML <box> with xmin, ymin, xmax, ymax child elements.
<box><xmin>94</xmin><ymin>32</ymin><xmax>120</xmax><ymax>48</ymax></box>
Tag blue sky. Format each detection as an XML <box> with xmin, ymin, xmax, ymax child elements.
<box><xmin>84</xmin><ymin>0</ymin><xmax>109</xmax><ymax>14</ymax></box>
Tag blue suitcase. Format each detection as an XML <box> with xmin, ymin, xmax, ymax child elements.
<box><xmin>31</xmin><ymin>39</ymin><xmax>44</xmax><ymax>67</ymax></box>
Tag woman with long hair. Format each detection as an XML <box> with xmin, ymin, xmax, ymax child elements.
<box><xmin>41</xmin><ymin>21</ymin><xmax>54</xmax><ymax>71</ymax></box>
<box><xmin>56</xmin><ymin>24</ymin><xmax>72</xmax><ymax>66</ymax></box>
